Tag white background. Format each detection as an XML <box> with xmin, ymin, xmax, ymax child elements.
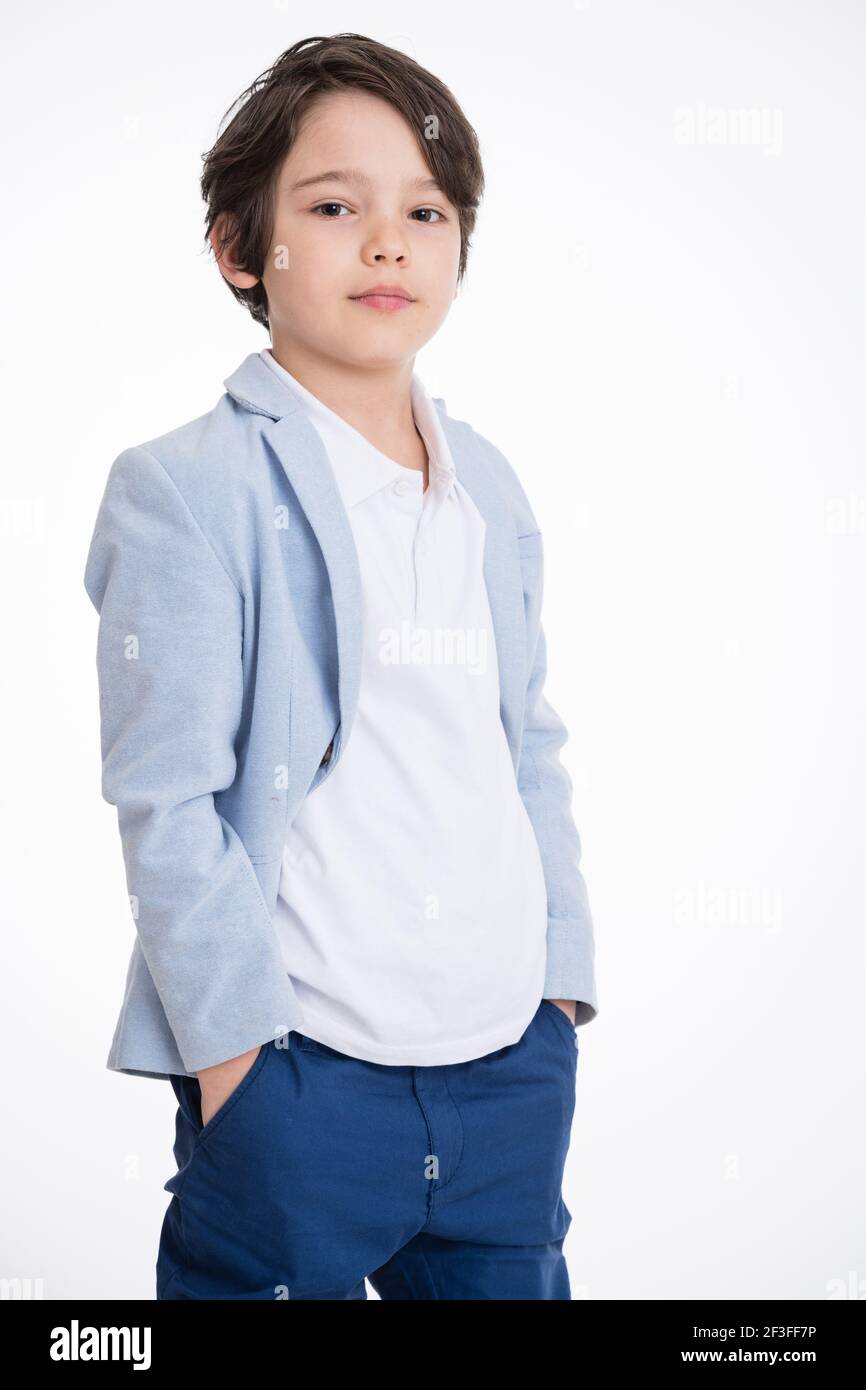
<box><xmin>2</xmin><ymin>0</ymin><xmax>864</xmax><ymax>1300</ymax></box>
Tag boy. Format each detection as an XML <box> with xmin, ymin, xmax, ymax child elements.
<box><xmin>84</xmin><ymin>33</ymin><xmax>598</xmax><ymax>1300</ymax></box>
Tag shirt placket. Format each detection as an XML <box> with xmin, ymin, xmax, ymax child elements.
<box><xmin>411</xmin><ymin>473</ymin><xmax>451</xmax><ymax>624</ymax></box>
<box><xmin>410</xmin><ymin>493</ymin><xmax>425</xmax><ymax>625</ymax></box>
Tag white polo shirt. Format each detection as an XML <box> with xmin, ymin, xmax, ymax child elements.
<box><xmin>262</xmin><ymin>348</ymin><xmax>549</xmax><ymax>1065</ymax></box>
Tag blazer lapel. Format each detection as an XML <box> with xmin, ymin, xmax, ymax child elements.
<box><xmin>435</xmin><ymin>412</ymin><xmax>528</xmax><ymax>767</ymax></box>
<box><xmin>266</xmin><ymin>407</ymin><xmax>364</xmax><ymax>774</ymax></box>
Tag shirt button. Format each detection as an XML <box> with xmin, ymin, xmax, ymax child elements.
<box><xmin>393</xmin><ymin>478</ymin><xmax>413</xmax><ymax>496</ymax></box>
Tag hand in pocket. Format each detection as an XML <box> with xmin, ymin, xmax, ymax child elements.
<box><xmin>544</xmin><ymin>998</ymin><xmax>577</xmax><ymax>1025</ymax></box>
<box><xmin>197</xmin><ymin>1045</ymin><xmax>262</xmax><ymax>1128</ymax></box>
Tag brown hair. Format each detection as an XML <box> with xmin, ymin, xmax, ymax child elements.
<box><xmin>200</xmin><ymin>33</ymin><xmax>485</xmax><ymax>330</ymax></box>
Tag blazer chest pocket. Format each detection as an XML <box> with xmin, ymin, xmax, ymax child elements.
<box><xmin>518</xmin><ymin>529</ymin><xmax>544</xmax><ymax>559</ymax></box>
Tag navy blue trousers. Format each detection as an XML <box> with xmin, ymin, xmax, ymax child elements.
<box><xmin>157</xmin><ymin>998</ymin><xmax>579</xmax><ymax>1300</ymax></box>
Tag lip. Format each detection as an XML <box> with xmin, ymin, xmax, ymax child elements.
<box><xmin>349</xmin><ymin>284</ymin><xmax>415</xmax><ymax>312</ymax></box>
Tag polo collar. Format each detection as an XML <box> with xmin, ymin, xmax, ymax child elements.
<box><xmin>255</xmin><ymin>349</ymin><xmax>456</xmax><ymax>509</ymax></box>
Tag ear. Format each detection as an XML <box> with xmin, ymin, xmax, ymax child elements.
<box><xmin>210</xmin><ymin>213</ymin><xmax>259</xmax><ymax>290</ymax></box>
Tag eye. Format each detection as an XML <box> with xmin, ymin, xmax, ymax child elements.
<box><xmin>313</xmin><ymin>202</ymin><xmax>352</xmax><ymax>218</ymax></box>
<box><xmin>411</xmin><ymin>208</ymin><xmax>445</xmax><ymax>223</ymax></box>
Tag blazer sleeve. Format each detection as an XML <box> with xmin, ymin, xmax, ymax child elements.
<box><xmin>83</xmin><ymin>445</ymin><xmax>295</xmax><ymax>1073</ymax></box>
<box><xmin>516</xmin><ymin>526</ymin><xmax>599</xmax><ymax>1026</ymax></box>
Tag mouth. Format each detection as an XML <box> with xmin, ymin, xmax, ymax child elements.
<box><xmin>349</xmin><ymin>288</ymin><xmax>415</xmax><ymax>313</ymax></box>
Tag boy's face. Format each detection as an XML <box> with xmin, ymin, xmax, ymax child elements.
<box><xmin>256</xmin><ymin>89</ymin><xmax>462</xmax><ymax>371</ymax></box>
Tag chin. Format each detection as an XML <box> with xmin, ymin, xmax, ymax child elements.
<box><xmin>338</xmin><ymin>337</ymin><xmax>419</xmax><ymax>369</ymax></box>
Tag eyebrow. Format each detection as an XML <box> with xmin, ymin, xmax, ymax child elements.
<box><xmin>288</xmin><ymin>167</ymin><xmax>443</xmax><ymax>194</ymax></box>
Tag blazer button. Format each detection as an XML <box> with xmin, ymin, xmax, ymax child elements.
<box><xmin>321</xmin><ymin>739</ymin><xmax>334</xmax><ymax>766</ymax></box>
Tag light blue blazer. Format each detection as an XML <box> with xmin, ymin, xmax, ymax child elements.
<box><xmin>83</xmin><ymin>352</ymin><xmax>599</xmax><ymax>1079</ymax></box>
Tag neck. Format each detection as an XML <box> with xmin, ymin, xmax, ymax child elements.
<box><xmin>267</xmin><ymin>338</ymin><xmax>417</xmax><ymax>444</ymax></box>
